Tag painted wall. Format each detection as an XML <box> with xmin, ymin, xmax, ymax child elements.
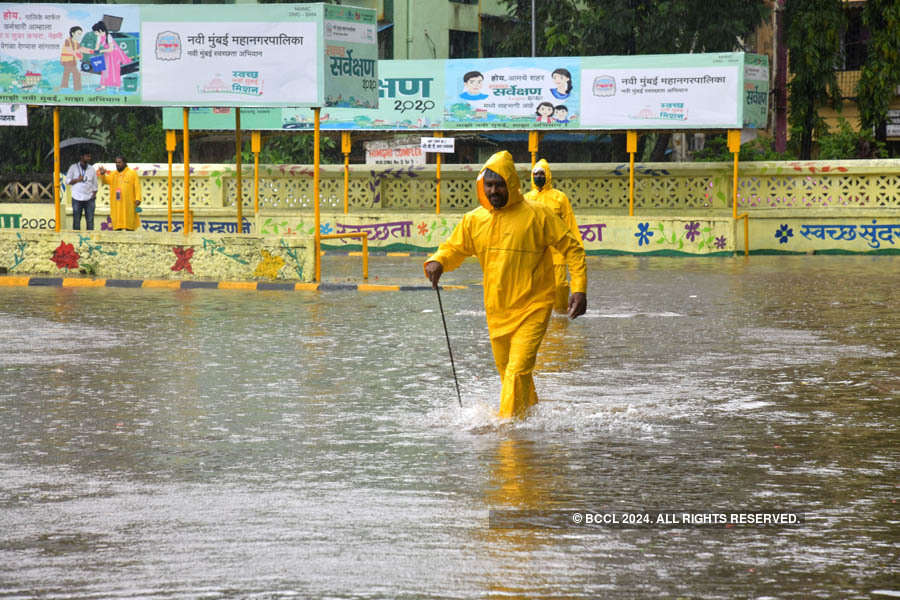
<box><xmin>0</xmin><ymin>230</ymin><xmax>314</xmax><ymax>281</ymax></box>
<box><xmin>2</xmin><ymin>205</ymin><xmax>898</xmax><ymax>256</ymax></box>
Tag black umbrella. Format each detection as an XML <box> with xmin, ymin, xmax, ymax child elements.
<box><xmin>45</xmin><ymin>137</ymin><xmax>106</xmax><ymax>158</ymax></box>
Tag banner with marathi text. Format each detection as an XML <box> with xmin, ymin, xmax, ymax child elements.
<box><xmin>0</xmin><ymin>2</ymin><xmax>377</xmax><ymax>108</ymax></box>
<box><xmin>163</xmin><ymin>53</ymin><xmax>767</xmax><ymax>132</ymax></box>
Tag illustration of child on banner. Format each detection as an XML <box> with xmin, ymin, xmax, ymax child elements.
<box><xmin>444</xmin><ymin>58</ymin><xmax>580</xmax><ymax>128</ymax></box>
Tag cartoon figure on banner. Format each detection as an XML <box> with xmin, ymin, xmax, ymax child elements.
<box><xmin>460</xmin><ymin>71</ymin><xmax>489</xmax><ymax>101</ymax></box>
<box><xmin>535</xmin><ymin>102</ymin><xmax>554</xmax><ymax>124</ymax></box>
<box><xmin>550</xmin><ymin>68</ymin><xmax>572</xmax><ymax>100</ymax></box>
<box><xmin>553</xmin><ymin>105</ymin><xmax>569</xmax><ymax>124</ymax></box>
<box><xmin>57</xmin><ymin>26</ymin><xmax>93</xmax><ymax>93</ymax></box>
<box><xmin>91</xmin><ymin>20</ymin><xmax>132</xmax><ymax>92</ymax></box>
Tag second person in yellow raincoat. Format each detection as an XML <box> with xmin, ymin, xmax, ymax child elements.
<box><xmin>425</xmin><ymin>151</ymin><xmax>587</xmax><ymax>419</ymax></box>
<box><xmin>98</xmin><ymin>155</ymin><xmax>141</xmax><ymax>231</ymax></box>
<box><xmin>524</xmin><ymin>159</ymin><xmax>583</xmax><ymax>314</ymax></box>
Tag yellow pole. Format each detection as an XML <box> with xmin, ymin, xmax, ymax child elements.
<box><xmin>165</xmin><ymin>130</ymin><xmax>176</xmax><ymax>232</ymax></box>
<box><xmin>235</xmin><ymin>108</ymin><xmax>243</xmax><ymax>233</ymax></box>
<box><xmin>627</xmin><ymin>130</ymin><xmax>637</xmax><ymax>216</ymax></box>
<box><xmin>183</xmin><ymin>108</ymin><xmax>191</xmax><ymax>236</ymax></box>
<box><xmin>362</xmin><ymin>232</ymin><xmax>368</xmax><ymax>280</ymax></box>
<box><xmin>53</xmin><ymin>107</ymin><xmax>60</xmax><ymax>232</ymax></box>
<box><xmin>727</xmin><ymin>129</ymin><xmax>741</xmax><ymax>219</ymax></box>
<box><xmin>314</xmin><ymin>107</ymin><xmax>321</xmax><ymax>282</ymax></box>
<box><xmin>252</xmin><ymin>131</ymin><xmax>261</xmax><ymax>224</ymax></box>
<box><xmin>528</xmin><ymin>130</ymin><xmax>539</xmax><ymax>169</ymax></box>
<box><xmin>342</xmin><ymin>131</ymin><xmax>351</xmax><ymax>214</ymax></box>
<box><xmin>435</xmin><ymin>131</ymin><xmax>443</xmax><ymax>215</ymax></box>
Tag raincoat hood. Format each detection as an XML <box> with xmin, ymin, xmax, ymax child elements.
<box><xmin>477</xmin><ymin>150</ymin><xmax>525</xmax><ymax>212</ymax></box>
<box><xmin>529</xmin><ymin>159</ymin><xmax>553</xmax><ymax>193</ymax></box>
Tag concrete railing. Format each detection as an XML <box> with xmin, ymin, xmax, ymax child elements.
<box><xmin>3</xmin><ymin>159</ymin><xmax>899</xmax><ymax>213</ymax></box>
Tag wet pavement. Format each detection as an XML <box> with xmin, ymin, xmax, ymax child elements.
<box><xmin>0</xmin><ymin>255</ymin><xmax>897</xmax><ymax>599</ymax></box>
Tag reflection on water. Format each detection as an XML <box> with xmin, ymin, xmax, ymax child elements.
<box><xmin>0</xmin><ymin>256</ymin><xmax>897</xmax><ymax>599</ymax></box>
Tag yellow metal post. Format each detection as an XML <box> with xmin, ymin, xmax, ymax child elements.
<box><xmin>528</xmin><ymin>130</ymin><xmax>539</xmax><ymax>169</ymax></box>
<box><xmin>728</xmin><ymin>129</ymin><xmax>741</xmax><ymax>219</ymax></box>
<box><xmin>252</xmin><ymin>131</ymin><xmax>261</xmax><ymax>219</ymax></box>
<box><xmin>342</xmin><ymin>131</ymin><xmax>351</xmax><ymax>214</ymax></box>
<box><xmin>53</xmin><ymin>107</ymin><xmax>60</xmax><ymax>232</ymax></box>
<box><xmin>362</xmin><ymin>232</ymin><xmax>368</xmax><ymax>279</ymax></box>
<box><xmin>314</xmin><ymin>107</ymin><xmax>321</xmax><ymax>282</ymax></box>
<box><xmin>320</xmin><ymin>232</ymin><xmax>368</xmax><ymax>280</ymax></box>
<box><xmin>235</xmin><ymin>108</ymin><xmax>243</xmax><ymax>233</ymax></box>
<box><xmin>165</xmin><ymin>130</ymin><xmax>176</xmax><ymax>232</ymax></box>
<box><xmin>183</xmin><ymin>108</ymin><xmax>191</xmax><ymax>236</ymax></box>
<box><xmin>627</xmin><ymin>130</ymin><xmax>637</xmax><ymax>216</ymax></box>
<box><xmin>435</xmin><ymin>131</ymin><xmax>443</xmax><ymax>215</ymax></box>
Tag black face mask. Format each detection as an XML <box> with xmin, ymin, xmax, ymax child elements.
<box><xmin>533</xmin><ymin>174</ymin><xmax>546</xmax><ymax>189</ymax></box>
<box><xmin>116</xmin><ymin>164</ymin><xmax>126</xmax><ymax>172</ymax></box>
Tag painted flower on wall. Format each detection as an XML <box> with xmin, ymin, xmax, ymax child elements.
<box><xmin>715</xmin><ymin>236</ymin><xmax>727</xmax><ymax>249</ymax></box>
<box><xmin>684</xmin><ymin>221</ymin><xmax>701</xmax><ymax>242</ymax></box>
<box><xmin>320</xmin><ymin>223</ymin><xmax>333</xmax><ymax>235</ymax></box>
<box><xmin>775</xmin><ymin>224</ymin><xmax>793</xmax><ymax>244</ymax></box>
<box><xmin>171</xmin><ymin>247</ymin><xmax>194</xmax><ymax>274</ymax></box>
<box><xmin>253</xmin><ymin>249</ymin><xmax>285</xmax><ymax>279</ymax></box>
<box><xmin>634</xmin><ymin>222</ymin><xmax>654</xmax><ymax>246</ymax></box>
<box><xmin>417</xmin><ymin>221</ymin><xmax>428</xmax><ymax>236</ymax></box>
<box><xmin>50</xmin><ymin>241</ymin><xmax>79</xmax><ymax>270</ymax></box>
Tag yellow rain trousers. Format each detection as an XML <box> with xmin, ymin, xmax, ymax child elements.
<box><xmin>99</xmin><ymin>167</ymin><xmax>141</xmax><ymax>231</ymax></box>
<box><xmin>524</xmin><ymin>159</ymin><xmax>583</xmax><ymax>313</ymax></box>
<box><xmin>426</xmin><ymin>150</ymin><xmax>586</xmax><ymax>418</ymax></box>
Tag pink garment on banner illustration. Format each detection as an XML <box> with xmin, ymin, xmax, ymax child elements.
<box><xmin>99</xmin><ymin>36</ymin><xmax>131</xmax><ymax>88</ymax></box>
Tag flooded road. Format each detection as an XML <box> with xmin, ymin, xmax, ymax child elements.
<box><xmin>1</xmin><ymin>256</ymin><xmax>897</xmax><ymax>599</ymax></box>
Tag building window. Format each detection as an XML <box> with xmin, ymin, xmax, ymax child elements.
<box><xmin>378</xmin><ymin>24</ymin><xmax>394</xmax><ymax>60</ymax></box>
<box><xmin>449</xmin><ymin>29</ymin><xmax>478</xmax><ymax>59</ymax></box>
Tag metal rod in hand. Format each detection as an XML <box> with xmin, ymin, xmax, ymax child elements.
<box><xmin>435</xmin><ymin>286</ymin><xmax>462</xmax><ymax>407</ymax></box>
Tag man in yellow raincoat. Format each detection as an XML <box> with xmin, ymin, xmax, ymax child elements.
<box><xmin>98</xmin><ymin>155</ymin><xmax>141</xmax><ymax>231</ymax></box>
<box><xmin>524</xmin><ymin>159</ymin><xmax>583</xmax><ymax>314</ymax></box>
<box><xmin>424</xmin><ymin>151</ymin><xmax>587</xmax><ymax>419</ymax></box>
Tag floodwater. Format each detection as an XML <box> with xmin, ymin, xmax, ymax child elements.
<box><xmin>0</xmin><ymin>255</ymin><xmax>897</xmax><ymax>599</ymax></box>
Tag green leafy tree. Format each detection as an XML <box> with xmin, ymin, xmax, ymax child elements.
<box><xmin>856</xmin><ymin>0</ymin><xmax>900</xmax><ymax>146</ymax></box>
<box><xmin>816</xmin><ymin>117</ymin><xmax>886</xmax><ymax>159</ymax></box>
<box><xmin>498</xmin><ymin>0</ymin><xmax>769</xmax><ymax>161</ymax></box>
<box><xmin>0</xmin><ymin>106</ymin><xmax>166</xmax><ymax>177</ymax></box>
<box><xmin>784</xmin><ymin>0</ymin><xmax>845</xmax><ymax>159</ymax></box>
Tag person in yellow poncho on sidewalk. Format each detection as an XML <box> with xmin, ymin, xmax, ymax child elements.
<box><xmin>424</xmin><ymin>151</ymin><xmax>587</xmax><ymax>419</ymax></box>
<box><xmin>98</xmin><ymin>155</ymin><xmax>141</xmax><ymax>231</ymax></box>
<box><xmin>524</xmin><ymin>159</ymin><xmax>583</xmax><ymax>314</ymax></box>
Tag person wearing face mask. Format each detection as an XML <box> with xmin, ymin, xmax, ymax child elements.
<box><xmin>424</xmin><ymin>151</ymin><xmax>587</xmax><ymax>419</ymax></box>
<box><xmin>97</xmin><ymin>155</ymin><xmax>141</xmax><ymax>231</ymax></box>
<box><xmin>524</xmin><ymin>159</ymin><xmax>583</xmax><ymax>314</ymax></box>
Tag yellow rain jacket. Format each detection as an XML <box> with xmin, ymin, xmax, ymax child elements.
<box><xmin>100</xmin><ymin>166</ymin><xmax>141</xmax><ymax>231</ymax></box>
<box><xmin>425</xmin><ymin>151</ymin><xmax>587</xmax><ymax>418</ymax></box>
<box><xmin>524</xmin><ymin>159</ymin><xmax>583</xmax><ymax>311</ymax></box>
<box><xmin>426</xmin><ymin>151</ymin><xmax>586</xmax><ymax>338</ymax></box>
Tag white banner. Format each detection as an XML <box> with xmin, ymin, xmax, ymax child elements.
<box><xmin>140</xmin><ymin>21</ymin><xmax>318</xmax><ymax>105</ymax></box>
<box><xmin>0</xmin><ymin>103</ymin><xmax>26</xmax><ymax>125</ymax></box>
<box><xmin>365</xmin><ymin>138</ymin><xmax>426</xmax><ymax>165</ymax></box>
<box><xmin>580</xmin><ymin>66</ymin><xmax>739</xmax><ymax>128</ymax></box>
<box><xmin>421</xmin><ymin>137</ymin><xmax>455</xmax><ymax>153</ymax></box>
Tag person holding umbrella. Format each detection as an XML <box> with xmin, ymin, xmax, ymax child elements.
<box><xmin>65</xmin><ymin>147</ymin><xmax>98</xmax><ymax>230</ymax></box>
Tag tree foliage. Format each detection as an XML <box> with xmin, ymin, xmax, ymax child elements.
<box><xmin>498</xmin><ymin>0</ymin><xmax>768</xmax><ymax>57</ymax></box>
<box><xmin>856</xmin><ymin>0</ymin><xmax>900</xmax><ymax>143</ymax></box>
<box><xmin>0</xmin><ymin>106</ymin><xmax>166</xmax><ymax>176</ymax></box>
<box><xmin>497</xmin><ymin>0</ymin><xmax>769</xmax><ymax>160</ymax></box>
<box><xmin>784</xmin><ymin>0</ymin><xmax>845</xmax><ymax>160</ymax></box>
